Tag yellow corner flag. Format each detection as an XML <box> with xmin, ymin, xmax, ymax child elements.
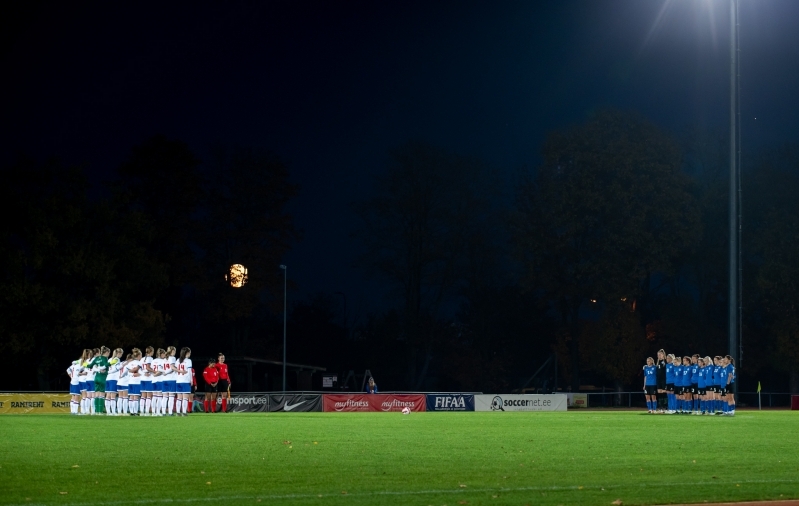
<box><xmin>757</xmin><ymin>381</ymin><xmax>761</xmax><ymax>393</ymax></box>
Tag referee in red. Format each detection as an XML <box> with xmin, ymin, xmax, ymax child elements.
<box><xmin>203</xmin><ymin>359</ymin><xmax>219</xmax><ymax>413</ymax></box>
<box><xmin>215</xmin><ymin>353</ymin><xmax>231</xmax><ymax>413</ymax></box>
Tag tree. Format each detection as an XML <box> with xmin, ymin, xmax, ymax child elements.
<box><xmin>444</xmin><ymin>285</ymin><xmax>552</xmax><ymax>393</ymax></box>
<box><xmin>511</xmin><ymin>110</ymin><xmax>700</xmax><ymax>389</ymax></box>
<box><xmin>195</xmin><ymin>146</ymin><xmax>299</xmax><ymax>355</ymax></box>
<box><xmin>0</xmin><ymin>158</ymin><xmax>167</xmax><ymax>389</ymax></box>
<box><xmin>353</xmin><ymin>142</ymin><xmax>497</xmax><ymax>388</ymax></box>
<box><xmin>115</xmin><ymin>135</ymin><xmax>203</xmax><ymax>287</ymax></box>
<box><xmin>749</xmin><ymin>147</ymin><xmax>799</xmax><ymax>392</ymax></box>
<box><xmin>287</xmin><ymin>294</ymin><xmax>349</xmax><ymax>372</ymax></box>
<box><xmin>581</xmin><ymin>301</ymin><xmax>649</xmax><ymax>390</ymax></box>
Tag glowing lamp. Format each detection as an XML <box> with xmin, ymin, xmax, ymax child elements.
<box><xmin>226</xmin><ymin>264</ymin><xmax>248</xmax><ymax>288</ymax></box>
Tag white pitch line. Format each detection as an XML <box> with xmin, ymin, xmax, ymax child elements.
<box><xmin>12</xmin><ymin>478</ymin><xmax>799</xmax><ymax>506</ymax></box>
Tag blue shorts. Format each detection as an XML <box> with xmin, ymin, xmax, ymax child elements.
<box><xmin>105</xmin><ymin>380</ymin><xmax>117</xmax><ymax>393</ymax></box>
<box><xmin>85</xmin><ymin>382</ymin><xmax>95</xmax><ymax>393</ymax></box>
<box><xmin>70</xmin><ymin>384</ymin><xmax>81</xmax><ymax>395</ymax></box>
<box><xmin>79</xmin><ymin>381</ymin><xmax>87</xmax><ymax>392</ymax></box>
<box><xmin>164</xmin><ymin>381</ymin><xmax>177</xmax><ymax>393</ymax></box>
<box><xmin>141</xmin><ymin>380</ymin><xmax>153</xmax><ymax>393</ymax></box>
<box><xmin>128</xmin><ymin>384</ymin><xmax>141</xmax><ymax>396</ymax></box>
<box><xmin>177</xmin><ymin>383</ymin><xmax>191</xmax><ymax>394</ymax></box>
<box><xmin>117</xmin><ymin>383</ymin><xmax>128</xmax><ymax>392</ymax></box>
<box><xmin>152</xmin><ymin>381</ymin><xmax>162</xmax><ymax>393</ymax></box>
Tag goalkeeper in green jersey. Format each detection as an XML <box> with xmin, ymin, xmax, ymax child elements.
<box><xmin>86</xmin><ymin>347</ymin><xmax>111</xmax><ymax>414</ymax></box>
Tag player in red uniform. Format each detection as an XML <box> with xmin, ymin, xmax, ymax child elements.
<box><xmin>215</xmin><ymin>353</ymin><xmax>231</xmax><ymax>413</ymax></box>
<box><xmin>203</xmin><ymin>359</ymin><xmax>219</xmax><ymax>413</ymax></box>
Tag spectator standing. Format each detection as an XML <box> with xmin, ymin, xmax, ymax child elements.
<box><xmin>365</xmin><ymin>377</ymin><xmax>378</xmax><ymax>394</ymax></box>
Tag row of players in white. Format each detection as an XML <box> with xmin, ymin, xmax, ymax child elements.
<box><xmin>68</xmin><ymin>347</ymin><xmax>193</xmax><ymax>416</ymax></box>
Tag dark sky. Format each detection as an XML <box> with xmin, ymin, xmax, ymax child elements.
<box><xmin>3</xmin><ymin>0</ymin><xmax>798</xmax><ymax>316</ymax></box>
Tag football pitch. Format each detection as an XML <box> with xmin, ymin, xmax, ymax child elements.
<box><xmin>1</xmin><ymin>411</ymin><xmax>798</xmax><ymax>506</ymax></box>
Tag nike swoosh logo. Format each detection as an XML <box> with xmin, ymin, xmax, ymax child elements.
<box><xmin>283</xmin><ymin>401</ymin><xmax>306</xmax><ymax>411</ymax></box>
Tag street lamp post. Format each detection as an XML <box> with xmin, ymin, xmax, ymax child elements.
<box><xmin>280</xmin><ymin>264</ymin><xmax>287</xmax><ymax>392</ymax></box>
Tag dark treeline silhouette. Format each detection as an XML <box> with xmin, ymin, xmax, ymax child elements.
<box><xmin>349</xmin><ymin>110</ymin><xmax>799</xmax><ymax>394</ymax></box>
<box><xmin>1</xmin><ymin>136</ymin><xmax>298</xmax><ymax>390</ymax></box>
<box><xmin>3</xmin><ymin>110</ymin><xmax>799</xmax><ymax>393</ymax></box>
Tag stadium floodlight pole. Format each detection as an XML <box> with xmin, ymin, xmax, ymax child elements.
<box><xmin>280</xmin><ymin>264</ymin><xmax>287</xmax><ymax>392</ymax></box>
<box><xmin>728</xmin><ymin>0</ymin><xmax>740</xmax><ymax>378</ymax></box>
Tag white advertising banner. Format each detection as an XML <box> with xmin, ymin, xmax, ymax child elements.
<box><xmin>475</xmin><ymin>394</ymin><xmax>567</xmax><ymax>412</ymax></box>
<box><xmin>566</xmin><ymin>393</ymin><xmax>589</xmax><ymax>408</ymax></box>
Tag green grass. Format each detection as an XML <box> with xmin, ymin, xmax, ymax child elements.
<box><xmin>1</xmin><ymin>411</ymin><xmax>798</xmax><ymax>505</ymax></box>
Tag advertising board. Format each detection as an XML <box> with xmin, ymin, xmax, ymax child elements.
<box><xmin>191</xmin><ymin>393</ymin><xmax>323</xmax><ymax>412</ymax></box>
<box><xmin>566</xmin><ymin>393</ymin><xmax>588</xmax><ymax>408</ymax></box>
<box><xmin>0</xmin><ymin>393</ymin><xmax>71</xmax><ymax>414</ymax></box>
<box><xmin>224</xmin><ymin>393</ymin><xmax>270</xmax><ymax>412</ymax></box>
<box><xmin>268</xmin><ymin>394</ymin><xmax>323</xmax><ymax>412</ymax></box>
<box><xmin>426</xmin><ymin>394</ymin><xmax>475</xmax><ymax>411</ymax></box>
<box><xmin>323</xmin><ymin>394</ymin><xmax>426</xmax><ymax>412</ymax></box>
<box><xmin>474</xmin><ymin>394</ymin><xmax>567</xmax><ymax>412</ymax></box>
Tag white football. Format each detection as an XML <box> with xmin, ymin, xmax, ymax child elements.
<box><xmin>401</xmin><ymin>407</ymin><xmax>411</xmax><ymax>415</ymax></box>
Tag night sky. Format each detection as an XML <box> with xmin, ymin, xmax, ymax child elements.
<box><xmin>3</xmin><ymin>0</ymin><xmax>799</xmax><ymax>315</ymax></box>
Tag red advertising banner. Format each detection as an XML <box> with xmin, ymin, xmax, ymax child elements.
<box><xmin>323</xmin><ymin>394</ymin><xmax>427</xmax><ymax>412</ymax></box>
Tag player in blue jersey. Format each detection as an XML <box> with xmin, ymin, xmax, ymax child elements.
<box><xmin>665</xmin><ymin>354</ymin><xmax>676</xmax><ymax>413</ymax></box>
<box><xmin>724</xmin><ymin>356</ymin><xmax>736</xmax><ymax>416</ymax></box>
<box><xmin>674</xmin><ymin>357</ymin><xmax>685</xmax><ymax>414</ymax></box>
<box><xmin>713</xmin><ymin>355</ymin><xmax>727</xmax><ymax>415</ymax></box>
<box><xmin>680</xmin><ymin>356</ymin><xmax>693</xmax><ymax>413</ymax></box>
<box><xmin>643</xmin><ymin>357</ymin><xmax>658</xmax><ymax>413</ymax></box>
<box><xmin>703</xmin><ymin>356</ymin><xmax>713</xmax><ymax>414</ymax></box>
<box><xmin>717</xmin><ymin>358</ymin><xmax>729</xmax><ymax>415</ymax></box>
<box><xmin>705</xmin><ymin>356</ymin><xmax>716</xmax><ymax>414</ymax></box>
<box><xmin>689</xmin><ymin>355</ymin><xmax>700</xmax><ymax>414</ymax></box>
<box><xmin>695</xmin><ymin>357</ymin><xmax>706</xmax><ymax>414</ymax></box>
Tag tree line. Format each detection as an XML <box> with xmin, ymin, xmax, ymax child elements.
<box><xmin>3</xmin><ymin>110</ymin><xmax>799</xmax><ymax>393</ymax></box>
<box><xmin>1</xmin><ymin>137</ymin><xmax>297</xmax><ymax>389</ymax></box>
<box><xmin>350</xmin><ymin>110</ymin><xmax>799</xmax><ymax>394</ymax></box>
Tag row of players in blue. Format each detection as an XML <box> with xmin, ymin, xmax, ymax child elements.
<box><xmin>643</xmin><ymin>354</ymin><xmax>736</xmax><ymax>416</ymax></box>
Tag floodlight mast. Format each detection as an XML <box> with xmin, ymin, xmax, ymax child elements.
<box><xmin>728</xmin><ymin>0</ymin><xmax>740</xmax><ymax>378</ymax></box>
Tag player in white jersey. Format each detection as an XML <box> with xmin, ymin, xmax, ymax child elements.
<box><xmin>125</xmin><ymin>348</ymin><xmax>143</xmax><ymax>415</ymax></box>
<box><xmin>104</xmin><ymin>349</ymin><xmax>123</xmax><ymax>415</ymax></box>
<box><xmin>162</xmin><ymin>346</ymin><xmax>178</xmax><ymax>416</ymax></box>
<box><xmin>175</xmin><ymin>347</ymin><xmax>193</xmax><ymax>416</ymax></box>
<box><xmin>78</xmin><ymin>349</ymin><xmax>93</xmax><ymax>414</ymax></box>
<box><xmin>140</xmin><ymin>346</ymin><xmax>155</xmax><ymax>416</ymax></box>
<box><xmin>66</xmin><ymin>357</ymin><xmax>83</xmax><ymax>415</ymax></box>
<box><xmin>151</xmin><ymin>348</ymin><xmax>166</xmax><ymax>416</ymax></box>
<box><xmin>84</xmin><ymin>348</ymin><xmax>99</xmax><ymax>414</ymax></box>
<box><xmin>116</xmin><ymin>353</ymin><xmax>132</xmax><ymax>415</ymax></box>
